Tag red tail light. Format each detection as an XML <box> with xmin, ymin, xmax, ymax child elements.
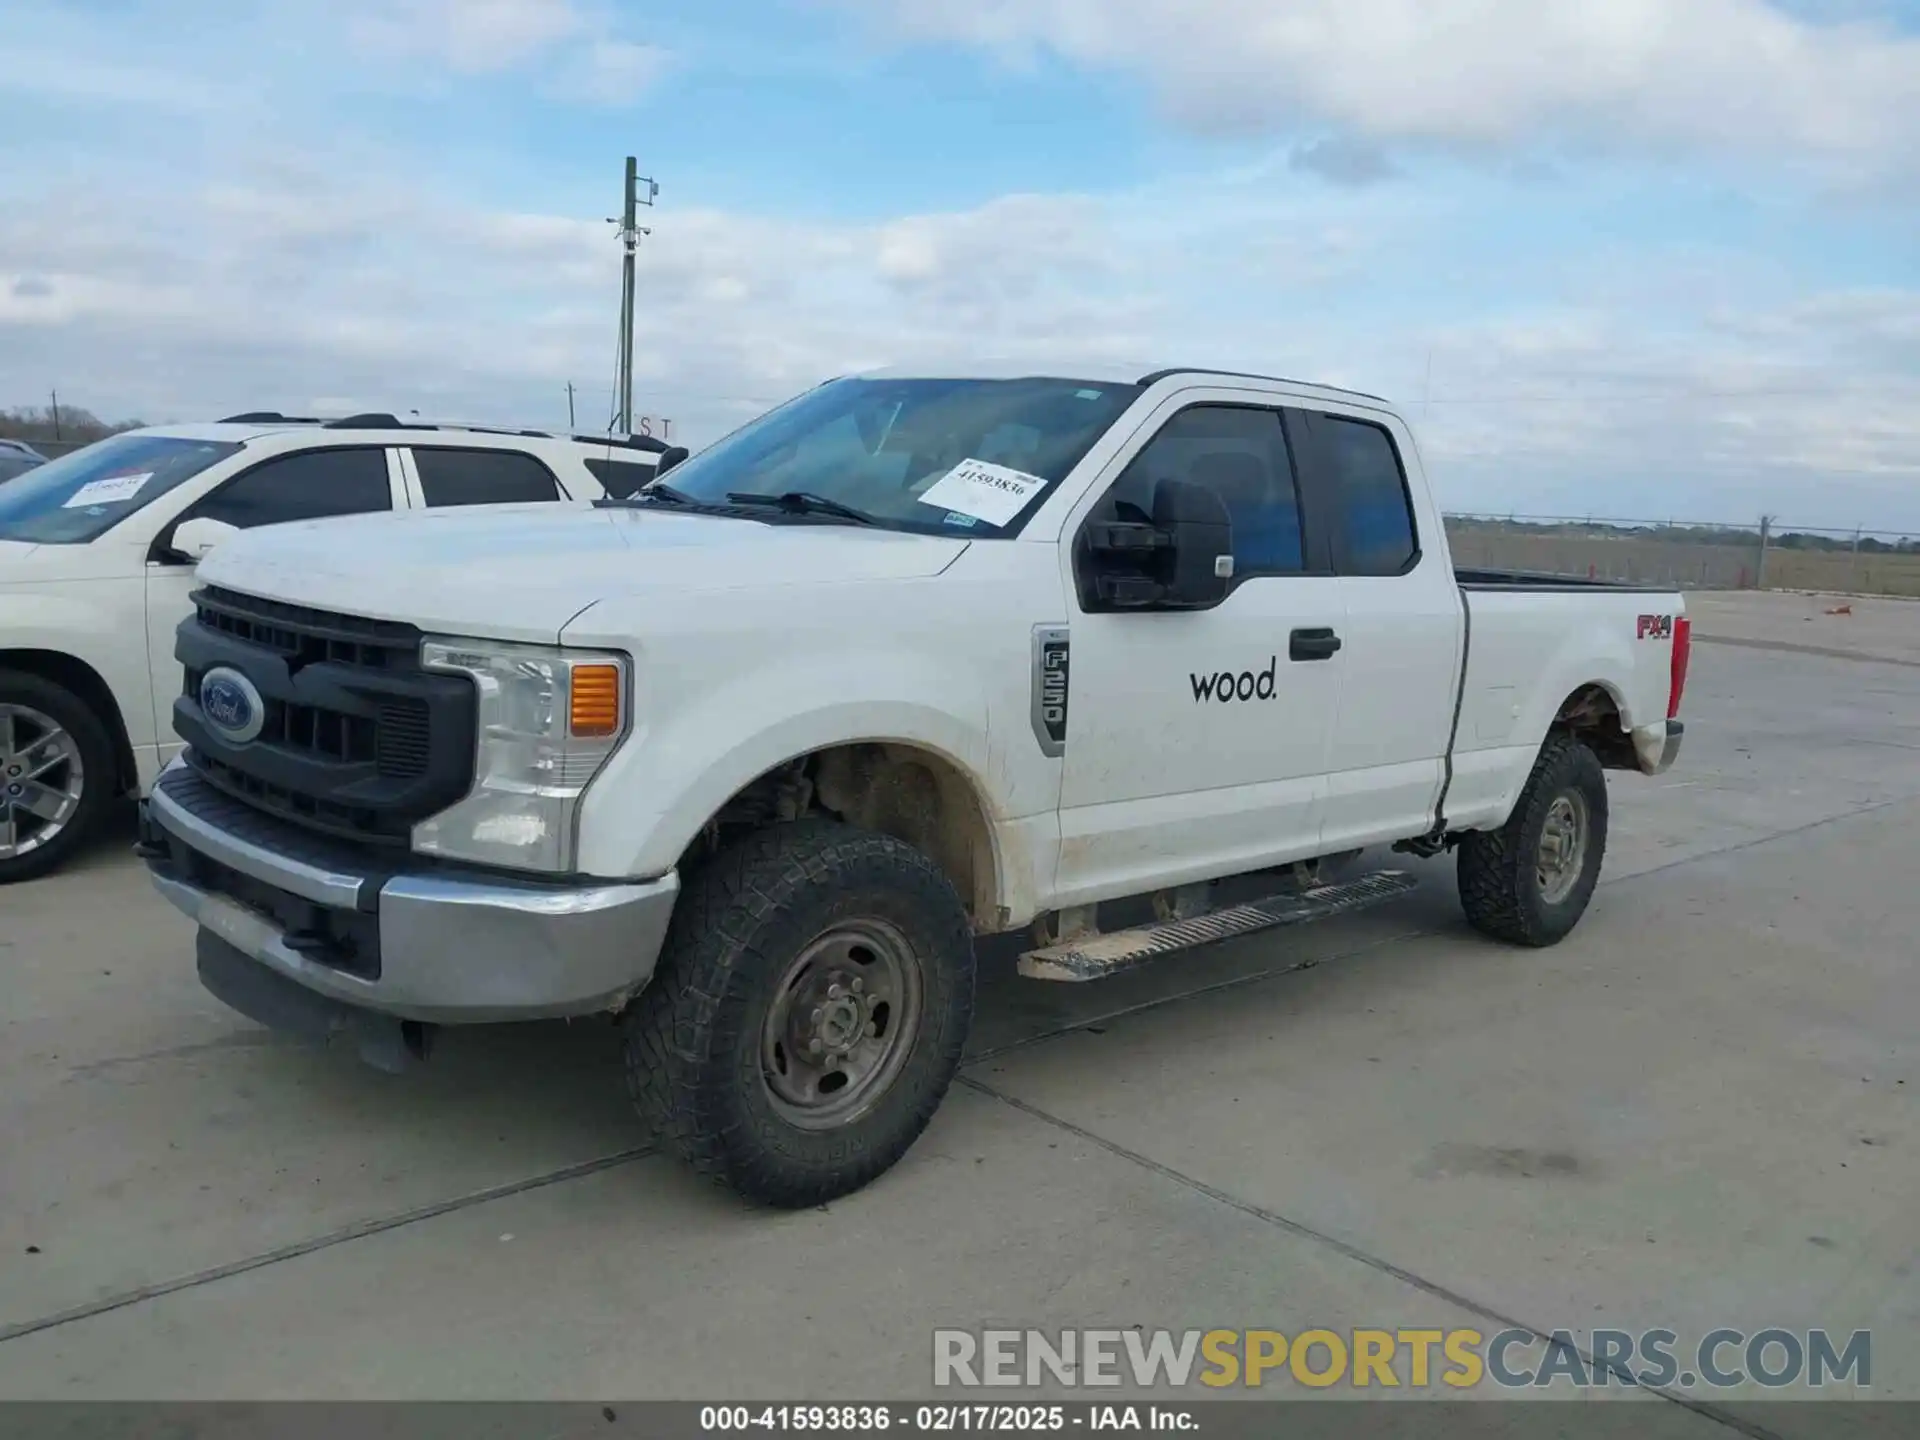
<box><xmin>1669</xmin><ymin>615</ymin><xmax>1692</xmax><ymax>720</ymax></box>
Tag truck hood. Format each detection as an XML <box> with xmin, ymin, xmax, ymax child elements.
<box><xmin>196</xmin><ymin>503</ymin><xmax>972</xmax><ymax>642</ymax></box>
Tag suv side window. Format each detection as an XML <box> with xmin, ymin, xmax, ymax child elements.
<box><xmin>1321</xmin><ymin>416</ymin><xmax>1418</xmax><ymax>575</ymax></box>
<box><xmin>412</xmin><ymin>447</ymin><xmax>562</xmax><ymax>506</ymax></box>
<box><xmin>1090</xmin><ymin>405</ymin><xmax>1305</xmax><ymax>577</ymax></box>
<box><xmin>583</xmin><ymin>457</ymin><xmax>657</xmax><ymax>499</ymax></box>
<box><xmin>191</xmin><ymin>447</ymin><xmax>392</xmax><ymax>528</ymax></box>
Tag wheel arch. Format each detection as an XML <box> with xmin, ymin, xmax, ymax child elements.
<box><xmin>0</xmin><ymin>648</ymin><xmax>137</xmax><ymax>793</ymax></box>
<box><xmin>682</xmin><ymin>740</ymin><xmax>1005</xmax><ymax>931</ymax></box>
<box><xmin>1551</xmin><ymin>680</ymin><xmax>1637</xmax><ymax>771</ymax></box>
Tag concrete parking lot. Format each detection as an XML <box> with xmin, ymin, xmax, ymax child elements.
<box><xmin>2</xmin><ymin>593</ymin><xmax>1917</xmax><ymax>1430</ymax></box>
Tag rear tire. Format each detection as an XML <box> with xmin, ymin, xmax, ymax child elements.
<box><xmin>0</xmin><ymin>671</ymin><xmax>116</xmax><ymax>885</ymax></box>
<box><xmin>1457</xmin><ymin>734</ymin><xmax>1608</xmax><ymax>948</ymax></box>
<box><xmin>624</xmin><ymin>819</ymin><xmax>976</xmax><ymax>1208</ymax></box>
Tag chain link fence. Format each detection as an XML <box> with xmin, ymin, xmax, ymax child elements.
<box><xmin>1444</xmin><ymin>514</ymin><xmax>1920</xmax><ymax>598</ymax></box>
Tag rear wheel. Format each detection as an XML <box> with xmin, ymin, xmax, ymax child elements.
<box><xmin>1457</xmin><ymin>734</ymin><xmax>1608</xmax><ymax>947</ymax></box>
<box><xmin>0</xmin><ymin>672</ymin><xmax>115</xmax><ymax>885</ymax></box>
<box><xmin>624</xmin><ymin>819</ymin><xmax>976</xmax><ymax>1208</ymax></box>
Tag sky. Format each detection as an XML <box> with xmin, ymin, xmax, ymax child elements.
<box><xmin>3</xmin><ymin>0</ymin><xmax>1920</xmax><ymax>530</ymax></box>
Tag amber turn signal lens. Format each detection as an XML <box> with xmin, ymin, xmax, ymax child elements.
<box><xmin>569</xmin><ymin>664</ymin><xmax>622</xmax><ymax>738</ymax></box>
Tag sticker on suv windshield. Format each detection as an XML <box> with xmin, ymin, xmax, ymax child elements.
<box><xmin>62</xmin><ymin>472</ymin><xmax>153</xmax><ymax>508</ymax></box>
<box><xmin>917</xmin><ymin>458</ymin><xmax>1047</xmax><ymax>528</ymax></box>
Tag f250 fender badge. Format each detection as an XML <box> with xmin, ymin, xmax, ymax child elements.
<box><xmin>199</xmin><ymin>666</ymin><xmax>266</xmax><ymax>744</ymax></box>
<box><xmin>1031</xmin><ymin>626</ymin><xmax>1069</xmax><ymax>757</ymax></box>
<box><xmin>1637</xmin><ymin>614</ymin><xmax>1675</xmax><ymax>640</ymax></box>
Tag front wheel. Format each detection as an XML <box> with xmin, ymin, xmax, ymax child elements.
<box><xmin>1457</xmin><ymin>734</ymin><xmax>1608</xmax><ymax>947</ymax></box>
<box><xmin>624</xmin><ymin>819</ymin><xmax>976</xmax><ymax>1208</ymax></box>
<box><xmin>0</xmin><ymin>672</ymin><xmax>116</xmax><ymax>885</ymax></box>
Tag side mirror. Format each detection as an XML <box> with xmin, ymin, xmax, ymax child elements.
<box><xmin>653</xmin><ymin>445</ymin><xmax>690</xmax><ymax>479</ymax></box>
<box><xmin>1082</xmin><ymin>478</ymin><xmax>1234</xmax><ymax>610</ymax></box>
<box><xmin>171</xmin><ymin>516</ymin><xmax>240</xmax><ymax>561</ymax></box>
<box><xmin>1151</xmin><ymin>478</ymin><xmax>1234</xmax><ymax>608</ymax></box>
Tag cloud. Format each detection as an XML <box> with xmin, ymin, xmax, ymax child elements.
<box><xmin>5</xmin><ymin>148</ymin><xmax>1917</xmax><ymax>528</ymax></box>
<box><xmin>346</xmin><ymin>0</ymin><xmax>671</xmax><ymax>102</ymax></box>
<box><xmin>565</xmin><ymin>39</ymin><xmax>674</xmax><ymax>105</ymax></box>
<box><xmin>2</xmin><ymin>1</ymin><xmax>1916</xmax><ymax>532</ymax></box>
<box><xmin>350</xmin><ymin>0</ymin><xmax>585</xmax><ymax>73</ymax></box>
<box><xmin>843</xmin><ymin>0</ymin><xmax>1920</xmax><ymax>180</ymax></box>
<box><xmin>1288</xmin><ymin>136</ymin><xmax>1400</xmax><ymax>186</ymax></box>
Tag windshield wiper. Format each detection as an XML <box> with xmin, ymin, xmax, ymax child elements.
<box><xmin>726</xmin><ymin>491</ymin><xmax>877</xmax><ymax>526</ymax></box>
<box><xmin>596</xmin><ymin>480</ymin><xmax>700</xmax><ymax>509</ymax></box>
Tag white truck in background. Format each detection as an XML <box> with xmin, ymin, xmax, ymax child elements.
<box><xmin>137</xmin><ymin>363</ymin><xmax>1690</xmax><ymax>1208</ymax></box>
<box><xmin>0</xmin><ymin>415</ymin><xmax>669</xmax><ymax>882</ymax></box>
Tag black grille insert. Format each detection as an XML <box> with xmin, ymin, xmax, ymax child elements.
<box><xmin>175</xmin><ymin>587</ymin><xmax>476</xmax><ymax>845</ymax></box>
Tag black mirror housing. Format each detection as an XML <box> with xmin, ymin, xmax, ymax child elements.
<box><xmin>654</xmin><ymin>445</ymin><xmax>691</xmax><ymax>478</ymax></box>
<box><xmin>1081</xmin><ymin>477</ymin><xmax>1234</xmax><ymax>611</ymax></box>
<box><xmin>1151</xmin><ymin>478</ymin><xmax>1232</xmax><ymax>608</ymax></box>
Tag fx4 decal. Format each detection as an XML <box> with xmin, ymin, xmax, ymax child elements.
<box><xmin>1031</xmin><ymin>626</ymin><xmax>1069</xmax><ymax>757</ymax></box>
<box><xmin>1637</xmin><ymin>614</ymin><xmax>1675</xmax><ymax>640</ymax></box>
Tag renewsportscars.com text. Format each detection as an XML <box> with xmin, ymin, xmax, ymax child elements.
<box><xmin>933</xmin><ymin>1327</ymin><xmax>1872</xmax><ymax>1391</ymax></box>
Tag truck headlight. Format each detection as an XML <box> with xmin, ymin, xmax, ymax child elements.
<box><xmin>412</xmin><ymin>638</ymin><xmax>630</xmax><ymax>873</ymax></box>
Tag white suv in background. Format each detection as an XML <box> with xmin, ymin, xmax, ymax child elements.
<box><xmin>0</xmin><ymin>412</ymin><xmax>669</xmax><ymax>881</ymax></box>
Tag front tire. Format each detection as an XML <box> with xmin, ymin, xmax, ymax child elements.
<box><xmin>0</xmin><ymin>672</ymin><xmax>116</xmax><ymax>885</ymax></box>
<box><xmin>1457</xmin><ymin>734</ymin><xmax>1608</xmax><ymax>947</ymax></box>
<box><xmin>624</xmin><ymin>819</ymin><xmax>976</xmax><ymax>1208</ymax></box>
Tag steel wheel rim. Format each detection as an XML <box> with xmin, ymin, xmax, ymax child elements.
<box><xmin>0</xmin><ymin>704</ymin><xmax>86</xmax><ymax>862</ymax></box>
<box><xmin>1535</xmin><ymin>790</ymin><xmax>1589</xmax><ymax>905</ymax></box>
<box><xmin>760</xmin><ymin>917</ymin><xmax>924</xmax><ymax>1131</ymax></box>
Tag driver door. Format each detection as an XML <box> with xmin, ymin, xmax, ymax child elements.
<box><xmin>1053</xmin><ymin>398</ymin><xmax>1347</xmax><ymax>907</ymax></box>
<box><xmin>144</xmin><ymin>446</ymin><xmax>408</xmax><ymax>773</ymax></box>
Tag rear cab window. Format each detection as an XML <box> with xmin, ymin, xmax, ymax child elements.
<box><xmin>1318</xmin><ymin>414</ymin><xmax>1420</xmax><ymax>576</ymax></box>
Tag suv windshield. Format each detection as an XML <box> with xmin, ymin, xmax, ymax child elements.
<box><xmin>656</xmin><ymin>376</ymin><xmax>1142</xmax><ymax>535</ymax></box>
<box><xmin>0</xmin><ymin>434</ymin><xmax>240</xmax><ymax>544</ymax></box>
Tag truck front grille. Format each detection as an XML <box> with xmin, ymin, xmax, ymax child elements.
<box><xmin>173</xmin><ymin>587</ymin><xmax>476</xmax><ymax>847</ymax></box>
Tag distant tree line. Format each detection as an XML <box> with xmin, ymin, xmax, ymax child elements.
<box><xmin>0</xmin><ymin>404</ymin><xmax>147</xmax><ymax>446</ymax></box>
<box><xmin>1445</xmin><ymin>514</ymin><xmax>1919</xmax><ymax>554</ymax></box>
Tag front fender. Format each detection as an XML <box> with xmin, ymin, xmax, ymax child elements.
<box><xmin>573</xmin><ymin>644</ymin><xmax>1002</xmax><ymax>887</ymax></box>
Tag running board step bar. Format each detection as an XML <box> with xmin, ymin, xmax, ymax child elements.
<box><xmin>1018</xmin><ymin>869</ymin><xmax>1419</xmax><ymax>983</ymax></box>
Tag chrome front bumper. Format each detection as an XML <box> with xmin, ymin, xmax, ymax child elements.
<box><xmin>1633</xmin><ymin>719</ymin><xmax>1686</xmax><ymax>776</ymax></box>
<box><xmin>140</xmin><ymin>761</ymin><xmax>679</xmax><ymax>1029</ymax></box>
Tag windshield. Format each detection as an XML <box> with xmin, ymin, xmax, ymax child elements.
<box><xmin>0</xmin><ymin>434</ymin><xmax>240</xmax><ymax>544</ymax></box>
<box><xmin>658</xmin><ymin>376</ymin><xmax>1143</xmax><ymax>535</ymax></box>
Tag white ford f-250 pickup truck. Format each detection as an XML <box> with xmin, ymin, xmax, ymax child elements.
<box><xmin>138</xmin><ymin>362</ymin><xmax>1690</xmax><ymax>1208</ymax></box>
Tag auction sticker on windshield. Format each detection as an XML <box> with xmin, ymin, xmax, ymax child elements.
<box><xmin>918</xmin><ymin>458</ymin><xmax>1047</xmax><ymax>528</ymax></box>
<box><xmin>62</xmin><ymin>472</ymin><xmax>153</xmax><ymax>509</ymax></box>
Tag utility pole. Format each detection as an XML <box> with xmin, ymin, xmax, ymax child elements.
<box><xmin>49</xmin><ymin>389</ymin><xmax>61</xmax><ymax>441</ymax></box>
<box><xmin>609</xmin><ymin>156</ymin><xmax>659</xmax><ymax>435</ymax></box>
<box><xmin>566</xmin><ymin>382</ymin><xmax>577</xmax><ymax>430</ymax></box>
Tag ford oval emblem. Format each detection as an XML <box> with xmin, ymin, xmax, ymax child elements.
<box><xmin>199</xmin><ymin>666</ymin><xmax>266</xmax><ymax>745</ymax></box>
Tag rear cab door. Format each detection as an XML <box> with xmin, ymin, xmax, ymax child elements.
<box><xmin>1288</xmin><ymin>404</ymin><xmax>1465</xmax><ymax>853</ymax></box>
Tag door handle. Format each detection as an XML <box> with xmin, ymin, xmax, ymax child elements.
<box><xmin>1289</xmin><ymin>627</ymin><xmax>1342</xmax><ymax>662</ymax></box>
